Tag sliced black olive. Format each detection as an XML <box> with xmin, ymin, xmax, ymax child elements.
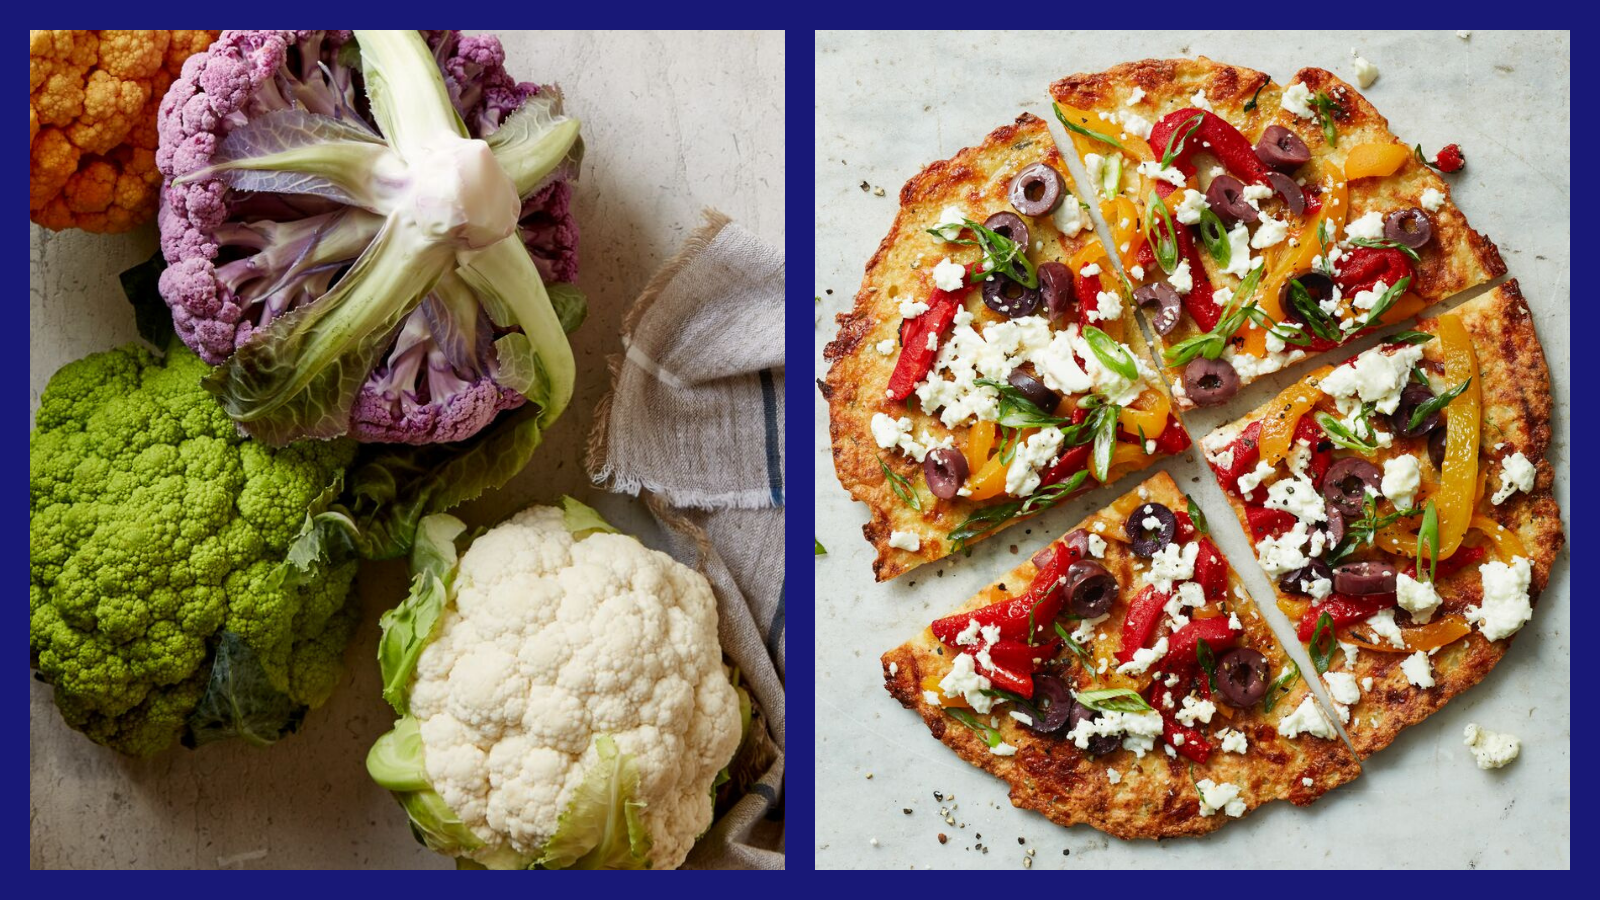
<box><xmin>923</xmin><ymin>447</ymin><xmax>969</xmax><ymax>500</ymax></box>
<box><xmin>1183</xmin><ymin>356</ymin><xmax>1240</xmax><ymax>406</ymax></box>
<box><xmin>1060</xmin><ymin>528</ymin><xmax>1092</xmax><ymax>563</ymax></box>
<box><xmin>1255</xmin><ymin>125</ymin><xmax>1311</xmax><ymax>169</ymax></box>
<box><xmin>1333</xmin><ymin>560</ymin><xmax>1398</xmax><ymax>596</ymax></box>
<box><xmin>1278</xmin><ymin>559</ymin><xmax>1334</xmax><ymax>595</ymax></box>
<box><xmin>1065</xmin><ymin>699</ymin><xmax>1120</xmax><ymax>755</ymax></box>
<box><xmin>1021</xmin><ymin>673</ymin><xmax>1076</xmax><ymax>736</ymax></box>
<box><xmin>1134</xmin><ymin>282</ymin><xmax>1182</xmax><ymax>336</ymax></box>
<box><xmin>1265</xmin><ymin>171</ymin><xmax>1306</xmax><ymax>215</ymax></box>
<box><xmin>1038</xmin><ymin>261</ymin><xmax>1074</xmax><ymax>322</ymax></box>
<box><xmin>1384</xmin><ymin>208</ymin><xmax>1433</xmax><ymax>249</ymax></box>
<box><xmin>1390</xmin><ymin>383</ymin><xmax>1440</xmax><ymax>438</ymax></box>
<box><xmin>1429</xmin><ymin>428</ymin><xmax>1448</xmax><ymax>468</ymax></box>
<box><xmin>1009</xmin><ymin>162</ymin><xmax>1065</xmax><ymax>217</ymax></box>
<box><xmin>1321</xmin><ymin>505</ymin><xmax>1346</xmax><ymax>549</ymax></box>
<box><xmin>1279</xmin><ymin>272</ymin><xmax>1334</xmax><ymax>325</ymax></box>
<box><xmin>1007</xmin><ymin>368</ymin><xmax>1059</xmax><ymax>413</ymax></box>
<box><xmin>1216</xmin><ymin>647</ymin><xmax>1271</xmax><ymax>707</ymax></box>
<box><xmin>1322</xmin><ymin>457</ymin><xmax>1382</xmax><ymax>517</ymax></box>
<box><xmin>983</xmin><ymin>274</ymin><xmax>1041</xmax><ymax>317</ymax></box>
<box><xmin>1064</xmin><ymin>560</ymin><xmax>1119</xmax><ymax>618</ymax></box>
<box><xmin>983</xmin><ymin>211</ymin><xmax>1031</xmax><ymax>251</ymax></box>
<box><xmin>1125</xmin><ymin>503</ymin><xmax>1177</xmax><ymax>558</ymax></box>
<box><xmin>1205</xmin><ymin>173</ymin><xmax>1259</xmax><ymax>227</ymax></box>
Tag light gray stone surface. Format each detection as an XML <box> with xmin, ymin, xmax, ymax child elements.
<box><xmin>814</xmin><ymin>30</ymin><xmax>1568</xmax><ymax>870</ymax></box>
<box><xmin>30</xmin><ymin>29</ymin><xmax>784</xmax><ymax>870</ymax></box>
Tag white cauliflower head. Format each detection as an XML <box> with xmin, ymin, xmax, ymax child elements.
<box><xmin>370</xmin><ymin>503</ymin><xmax>741</xmax><ymax>870</ymax></box>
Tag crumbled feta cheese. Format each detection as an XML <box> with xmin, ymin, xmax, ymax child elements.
<box><xmin>932</xmin><ymin>256</ymin><xmax>966</xmax><ymax>291</ymax></box>
<box><xmin>1400</xmin><ymin>650</ymin><xmax>1435</xmax><ymax>688</ymax></box>
<box><xmin>1302</xmin><ymin>777</ymin><xmax>1315</xmax><ymax>787</ymax></box>
<box><xmin>1131</xmin><ymin>265</ymin><xmax>1145</xmax><ymax>280</ymax></box>
<box><xmin>954</xmin><ymin>618</ymin><xmax>984</xmax><ymax>646</ymax></box>
<box><xmin>1221</xmin><ymin>223</ymin><xmax>1258</xmax><ymax>278</ymax></box>
<box><xmin>1009</xmin><ymin>709</ymin><xmax>1035</xmax><ymax>726</ymax></box>
<box><xmin>1365</xmin><ymin>608</ymin><xmax>1407</xmax><ymax>649</ymax></box>
<box><xmin>1256</xmin><ymin>521</ymin><xmax>1319</xmax><ymax>577</ymax></box>
<box><xmin>1303</xmin><ymin>576</ymin><xmax>1333</xmax><ymax>600</ymax></box>
<box><xmin>925</xmin><ymin>333</ymin><xmax>938</xmax><ymax>351</ymax></box>
<box><xmin>1325</xmin><ymin>671</ymin><xmax>1362</xmax><ymax>707</ymax></box>
<box><xmin>1176</xmin><ymin>695</ymin><xmax>1217</xmax><ymax>727</ymax></box>
<box><xmin>1318</xmin><ymin>343</ymin><xmax>1426</xmax><ymax>415</ymax></box>
<box><xmin>1382</xmin><ymin>454</ymin><xmax>1422</xmax><ymax>510</ymax></box>
<box><xmin>888</xmin><ymin>530</ymin><xmax>921</xmax><ymax>552</ymax></box>
<box><xmin>1211</xmin><ymin>448</ymin><xmax>1235</xmax><ymax>471</ymax></box>
<box><xmin>1121</xmin><ymin>112</ymin><xmax>1153</xmax><ymax>139</ymax></box>
<box><xmin>1281</xmin><ymin>82</ymin><xmax>1315</xmax><ymax>119</ymax></box>
<box><xmin>1088</xmin><ymin>534</ymin><xmax>1108</xmax><ymax>558</ymax></box>
<box><xmin>1360</xmin><ymin>676</ymin><xmax>1373</xmax><ymax>690</ymax></box>
<box><xmin>1053</xmin><ymin>195</ymin><xmax>1085</xmax><ymax>237</ymax></box>
<box><xmin>1463</xmin><ymin>723</ymin><xmax>1520</xmax><ymax>769</ymax></box>
<box><xmin>1277</xmin><ymin>695</ymin><xmax>1336</xmax><ymax>739</ymax></box>
<box><xmin>1143</xmin><ymin>541</ymin><xmax>1200</xmax><ymax>592</ymax></box>
<box><xmin>991</xmin><ymin>742</ymin><xmax>1017</xmax><ymax>757</ymax></box>
<box><xmin>1174</xmin><ymin>188</ymin><xmax>1209</xmax><ymax>226</ymax></box>
<box><xmin>1066</xmin><ymin>706</ymin><xmax>1165</xmax><ymax>757</ymax></box>
<box><xmin>1126</xmin><ymin>86</ymin><xmax>1146</xmax><ymax>105</ymax></box>
<box><xmin>1338</xmin><ymin>641</ymin><xmax>1359</xmax><ymax>668</ymax></box>
<box><xmin>1089</xmin><ymin>290</ymin><xmax>1123</xmax><ymax>323</ymax></box>
<box><xmin>1467</xmin><ymin>556</ymin><xmax>1533</xmax><ymax>641</ymax></box>
<box><xmin>1005</xmin><ymin>426</ymin><xmax>1066</xmax><ymax>497</ymax></box>
<box><xmin>1344</xmin><ymin>211</ymin><xmax>1386</xmax><ymax>242</ymax></box>
<box><xmin>923</xmin><ymin>690</ymin><xmax>941</xmax><ymax>705</ymax></box>
<box><xmin>1251</xmin><ymin>215</ymin><xmax>1290</xmax><ymax>250</ymax></box>
<box><xmin>1491</xmin><ymin>451</ymin><xmax>1536</xmax><ymax>505</ymax></box>
<box><xmin>1265</xmin><ymin>473</ymin><xmax>1327</xmax><ymax>524</ymax></box>
<box><xmin>931</xmin><ymin>205</ymin><xmax>967</xmax><ymax>242</ymax></box>
<box><xmin>898</xmin><ymin>298</ymin><xmax>930</xmax><ymax>320</ymax></box>
<box><xmin>938</xmin><ymin>652</ymin><xmax>993</xmax><ymax>713</ymax></box>
<box><xmin>875</xmin><ymin>338</ymin><xmax>896</xmax><ymax>355</ymax></box>
<box><xmin>1169</xmin><ymin>258</ymin><xmax>1194</xmax><ymax>294</ymax></box>
<box><xmin>1079</xmin><ymin>262</ymin><xmax>1102</xmax><ymax>277</ymax></box>
<box><xmin>1106</xmin><ymin>767</ymin><xmax>1122</xmax><ymax>784</ymax></box>
<box><xmin>1350</xmin><ymin>52</ymin><xmax>1379</xmax><ymax>89</ymax></box>
<box><xmin>1196</xmin><ymin>779</ymin><xmax>1247</xmax><ymax>818</ymax></box>
<box><xmin>1117</xmin><ymin>636</ymin><xmax>1170</xmax><ymax>676</ymax></box>
<box><xmin>1071</xmin><ymin>613</ymin><xmax>1109</xmax><ymax>645</ymax></box>
<box><xmin>1219</xmin><ymin>729</ymin><xmax>1249</xmax><ymax>754</ymax></box>
<box><xmin>1083</xmin><ymin>154</ymin><xmax>1105</xmax><ymax>196</ymax></box>
<box><xmin>1395</xmin><ymin>572</ymin><xmax>1442</xmax><ymax>625</ymax></box>
<box><xmin>1137</xmin><ymin>160</ymin><xmax>1187</xmax><ymax>189</ymax></box>
<box><xmin>1420</xmin><ymin>187</ymin><xmax>1445</xmax><ymax>212</ymax></box>
<box><xmin>1236</xmin><ymin>460</ymin><xmax>1276</xmax><ymax>495</ymax></box>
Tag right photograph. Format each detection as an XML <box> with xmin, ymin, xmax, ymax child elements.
<box><xmin>813</xmin><ymin>30</ymin><xmax>1569</xmax><ymax>869</ymax></box>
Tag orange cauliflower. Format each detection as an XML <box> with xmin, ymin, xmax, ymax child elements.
<box><xmin>29</xmin><ymin>30</ymin><xmax>218</xmax><ymax>233</ymax></box>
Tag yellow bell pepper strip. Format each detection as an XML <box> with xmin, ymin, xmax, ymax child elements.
<box><xmin>1469</xmin><ymin>515</ymin><xmax>1526</xmax><ymax>563</ymax></box>
<box><xmin>1107</xmin><ymin>195</ymin><xmax>1145</xmax><ymax>272</ymax></box>
<box><xmin>1434</xmin><ymin>313</ymin><xmax>1481</xmax><ymax>558</ymax></box>
<box><xmin>1257</xmin><ymin>367</ymin><xmax>1331</xmax><ymax>464</ymax></box>
<box><xmin>1117</xmin><ymin>388</ymin><xmax>1171</xmax><ymax>441</ymax></box>
<box><xmin>1102</xmin><ymin>442</ymin><xmax>1155</xmax><ymax>482</ymax></box>
<box><xmin>1341</xmin><ymin>615</ymin><xmax>1471</xmax><ymax>653</ymax></box>
<box><xmin>1373</xmin><ymin>291</ymin><xmax>1429</xmax><ymax>327</ymax></box>
<box><xmin>966</xmin><ymin>420</ymin><xmax>996</xmax><ymax>469</ymax></box>
<box><xmin>965</xmin><ymin>454</ymin><xmax>1008</xmax><ymax>500</ymax></box>
<box><xmin>1054</xmin><ymin>103</ymin><xmax>1154</xmax><ymax>163</ymax></box>
<box><xmin>920</xmin><ymin>674</ymin><xmax>968</xmax><ymax>708</ymax></box>
<box><xmin>1343</xmin><ymin>142</ymin><xmax>1411</xmax><ymax>180</ymax></box>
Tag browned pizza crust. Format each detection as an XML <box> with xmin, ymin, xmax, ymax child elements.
<box><xmin>882</xmin><ymin>472</ymin><xmax>1361</xmax><ymax>838</ymax></box>
<box><xmin>822</xmin><ymin>112</ymin><xmax>1185</xmax><ymax>581</ymax></box>
<box><xmin>1050</xmin><ymin>56</ymin><xmax>1277</xmax><ymax>138</ymax></box>
<box><xmin>1208</xmin><ymin>282</ymin><xmax>1563</xmax><ymax>758</ymax></box>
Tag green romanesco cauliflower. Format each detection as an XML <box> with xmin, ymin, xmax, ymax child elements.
<box><xmin>30</xmin><ymin>341</ymin><xmax>360</xmax><ymax>757</ymax></box>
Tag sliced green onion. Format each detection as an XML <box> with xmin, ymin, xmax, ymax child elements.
<box><xmin>1243</xmin><ymin>83</ymin><xmax>1265</xmax><ymax>113</ymax></box>
<box><xmin>1346</xmin><ymin>236</ymin><xmax>1421</xmax><ymax>264</ymax></box>
<box><xmin>1075</xmin><ymin>687</ymin><xmax>1153</xmax><ymax>714</ymax></box>
<box><xmin>878</xmin><ymin>456</ymin><xmax>922</xmax><ymax>511</ymax></box>
<box><xmin>1261</xmin><ymin>660</ymin><xmax>1300</xmax><ymax>714</ymax></box>
<box><xmin>1352</xmin><ymin>276</ymin><xmax>1411</xmax><ymax>332</ymax></box>
<box><xmin>1197</xmin><ymin>638</ymin><xmax>1219</xmax><ymax>693</ymax></box>
<box><xmin>1311</xmin><ymin>90</ymin><xmax>1341</xmax><ymax>147</ymax></box>
<box><xmin>1186</xmin><ymin>497</ymin><xmax>1210</xmax><ymax>536</ymax></box>
<box><xmin>1146</xmin><ymin>190</ymin><xmax>1179</xmax><ymax>274</ymax></box>
<box><xmin>1309</xmin><ymin>612</ymin><xmax>1336</xmax><ymax>674</ymax></box>
<box><xmin>1055</xmin><ymin>621</ymin><xmax>1093</xmax><ymax>664</ymax></box>
<box><xmin>815</xmin><ymin>539</ymin><xmax>827</xmax><ymax>556</ymax></box>
<box><xmin>1416</xmin><ymin>499</ymin><xmax>1440</xmax><ymax>583</ymax></box>
<box><xmin>1053</xmin><ymin>102</ymin><xmax>1122</xmax><ymax>149</ymax></box>
<box><xmin>1287</xmin><ymin>279</ymin><xmax>1341</xmax><ymax>343</ymax></box>
<box><xmin>1090</xmin><ymin>403</ymin><xmax>1120</xmax><ymax>482</ymax></box>
<box><xmin>1198</xmin><ymin>208</ymin><xmax>1231</xmax><ymax>267</ymax></box>
<box><xmin>1315</xmin><ymin>411</ymin><xmax>1379</xmax><ymax>453</ymax></box>
<box><xmin>1102</xmin><ymin>153</ymin><xmax>1122</xmax><ymax>200</ymax></box>
<box><xmin>1388</xmin><ymin>330</ymin><xmax>1435</xmax><ymax>346</ymax></box>
<box><xmin>946</xmin><ymin>707</ymin><xmax>1003</xmax><ymax>748</ymax></box>
<box><xmin>1409</xmin><ymin>375</ymin><xmax>1471</xmax><ymax>433</ymax></box>
<box><xmin>1082</xmin><ymin>325</ymin><xmax>1138</xmax><ymax>381</ymax></box>
<box><xmin>1161</xmin><ymin>113</ymin><xmax>1205</xmax><ymax>168</ymax></box>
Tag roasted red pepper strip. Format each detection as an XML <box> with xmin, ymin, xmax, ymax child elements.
<box><xmin>1173</xmin><ymin>211</ymin><xmax>1222</xmax><ymax>332</ymax></box>
<box><xmin>1434</xmin><ymin>143</ymin><xmax>1465</xmax><ymax>173</ymax></box>
<box><xmin>1167</xmin><ymin>616</ymin><xmax>1240</xmax><ymax>666</ymax></box>
<box><xmin>1428</xmin><ymin>543</ymin><xmax>1486</xmax><ymax>581</ymax></box>
<box><xmin>1135</xmin><ymin>240</ymin><xmax>1157</xmax><ymax>275</ymax></box>
<box><xmin>1075</xmin><ymin>271</ymin><xmax>1105</xmax><ymax>327</ymax></box>
<box><xmin>1333</xmin><ymin>246</ymin><xmax>1413</xmax><ymax>299</ymax></box>
<box><xmin>1164</xmin><ymin>717</ymin><xmax>1212</xmax><ymax>763</ymax></box>
<box><xmin>977</xmin><ymin>638</ymin><xmax>1060</xmax><ymax>697</ymax></box>
<box><xmin>1296</xmin><ymin>593</ymin><xmax>1394</xmax><ymax>641</ymax></box>
<box><xmin>1116</xmin><ymin>585</ymin><xmax>1169</xmax><ymax>665</ymax></box>
<box><xmin>1193</xmin><ymin>539</ymin><xmax>1228</xmax><ymax>604</ymax></box>
<box><xmin>1039</xmin><ymin>409</ymin><xmax>1091</xmax><ymax>488</ymax></box>
<box><xmin>930</xmin><ymin>544</ymin><xmax>1067</xmax><ymax>645</ymax></box>
<box><xmin>1209</xmin><ymin>420</ymin><xmax>1263</xmax><ymax>494</ymax></box>
<box><xmin>1174</xmin><ymin>509</ymin><xmax>1198</xmax><ymax>544</ymax></box>
<box><xmin>885</xmin><ymin>272</ymin><xmax>969</xmax><ymax>401</ymax></box>
<box><xmin>1148</xmin><ymin>108</ymin><xmax>1271</xmax><ymax>185</ymax></box>
<box><xmin>1152</xmin><ymin>414</ymin><xmax>1192</xmax><ymax>455</ymax></box>
<box><xmin>1244</xmin><ymin>506</ymin><xmax>1298</xmax><ymax>541</ymax></box>
<box><xmin>1293</xmin><ymin>415</ymin><xmax>1332</xmax><ymax>488</ymax></box>
<box><xmin>1143</xmin><ymin>664</ymin><xmax>1212</xmax><ymax>763</ymax></box>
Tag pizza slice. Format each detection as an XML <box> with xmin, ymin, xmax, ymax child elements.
<box><xmin>1047</xmin><ymin>59</ymin><xmax>1505</xmax><ymax>409</ymax></box>
<box><xmin>1201</xmin><ymin>282</ymin><xmax>1562</xmax><ymax>757</ymax></box>
<box><xmin>823</xmin><ymin>113</ymin><xmax>1191</xmax><ymax>582</ymax></box>
<box><xmin>881</xmin><ymin>471</ymin><xmax>1360</xmax><ymax>838</ymax></box>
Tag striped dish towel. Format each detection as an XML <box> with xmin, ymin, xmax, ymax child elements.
<box><xmin>587</xmin><ymin>209</ymin><xmax>785</xmax><ymax>869</ymax></box>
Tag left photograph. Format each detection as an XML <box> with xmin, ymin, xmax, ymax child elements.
<box><xmin>30</xmin><ymin>29</ymin><xmax>784</xmax><ymax>870</ymax></box>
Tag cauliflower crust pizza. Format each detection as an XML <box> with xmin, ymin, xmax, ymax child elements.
<box><xmin>882</xmin><ymin>472</ymin><xmax>1360</xmax><ymax>839</ymax></box>
<box><xmin>1202</xmin><ymin>282</ymin><xmax>1562</xmax><ymax>758</ymax></box>
<box><xmin>824</xmin><ymin>113</ymin><xmax>1190</xmax><ymax>581</ymax></box>
<box><xmin>1048</xmin><ymin>58</ymin><xmax>1505</xmax><ymax>409</ymax></box>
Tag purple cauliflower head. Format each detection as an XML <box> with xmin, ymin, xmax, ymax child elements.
<box><xmin>156</xmin><ymin>30</ymin><xmax>581</xmax><ymax>445</ymax></box>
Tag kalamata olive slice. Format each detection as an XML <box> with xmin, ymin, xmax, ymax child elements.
<box><xmin>1205</xmin><ymin>173</ymin><xmax>1259</xmax><ymax>227</ymax></box>
<box><xmin>1279</xmin><ymin>272</ymin><xmax>1335</xmax><ymax>324</ymax></box>
<box><xmin>1384</xmin><ymin>208</ymin><xmax>1433</xmax><ymax>249</ymax></box>
<box><xmin>1278</xmin><ymin>559</ymin><xmax>1335</xmax><ymax>595</ymax></box>
<box><xmin>1009</xmin><ymin>162</ymin><xmax>1065</xmax><ymax>217</ymax></box>
<box><xmin>1038</xmin><ymin>261</ymin><xmax>1074</xmax><ymax>322</ymax></box>
<box><xmin>1322</xmin><ymin>457</ymin><xmax>1382</xmax><ymax>517</ymax></box>
<box><xmin>1021</xmin><ymin>673</ymin><xmax>1075</xmax><ymax>736</ymax></box>
<box><xmin>1125</xmin><ymin>503</ymin><xmax>1177</xmax><ymax>557</ymax></box>
<box><xmin>923</xmin><ymin>447</ymin><xmax>969</xmax><ymax>500</ymax></box>
<box><xmin>1184</xmin><ymin>356</ymin><xmax>1241</xmax><ymax>406</ymax></box>
<box><xmin>1064</xmin><ymin>560</ymin><xmax>1119</xmax><ymax>618</ymax></box>
<box><xmin>1065</xmin><ymin>700</ymin><xmax>1120</xmax><ymax>755</ymax></box>
<box><xmin>1265</xmin><ymin>171</ymin><xmax>1306</xmax><ymax>215</ymax></box>
<box><xmin>1007</xmin><ymin>368</ymin><xmax>1059</xmax><ymax>412</ymax></box>
<box><xmin>1216</xmin><ymin>647</ymin><xmax>1271</xmax><ymax>707</ymax></box>
<box><xmin>1061</xmin><ymin>528</ymin><xmax>1092</xmax><ymax>563</ymax></box>
<box><xmin>1390</xmin><ymin>383</ymin><xmax>1440</xmax><ymax>438</ymax></box>
<box><xmin>1333</xmin><ymin>560</ymin><xmax>1398</xmax><ymax>596</ymax></box>
<box><xmin>1134</xmin><ymin>282</ymin><xmax>1182</xmax><ymax>335</ymax></box>
<box><xmin>1429</xmin><ymin>428</ymin><xmax>1448</xmax><ymax>468</ymax></box>
<box><xmin>983</xmin><ymin>211</ymin><xmax>1031</xmax><ymax>251</ymax></box>
<box><xmin>1255</xmin><ymin>125</ymin><xmax>1311</xmax><ymax>169</ymax></box>
<box><xmin>1321</xmin><ymin>505</ymin><xmax>1346</xmax><ymax>549</ymax></box>
<box><xmin>983</xmin><ymin>274</ymin><xmax>1041</xmax><ymax>317</ymax></box>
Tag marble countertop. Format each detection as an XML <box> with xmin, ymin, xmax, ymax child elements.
<box><xmin>30</xmin><ymin>29</ymin><xmax>784</xmax><ymax>870</ymax></box>
<box><xmin>814</xmin><ymin>29</ymin><xmax>1568</xmax><ymax>870</ymax></box>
